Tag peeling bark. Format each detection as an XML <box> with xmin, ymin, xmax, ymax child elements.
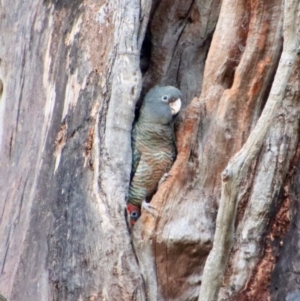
<box><xmin>0</xmin><ymin>0</ymin><xmax>300</xmax><ymax>300</ymax></box>
<box><xmin>0</xmin><ymin>0</ymin><xmax>150</xmax><ymax>300</ymax></box>
<box><xmin>199</xmin><ymin>0</ymin><xmax>300</xmax><ymax>300</ymax></box>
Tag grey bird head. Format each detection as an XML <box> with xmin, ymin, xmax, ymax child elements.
<box><xmin>140</xmin><ymin>86</ymin><xmax>182</xmax><ymax>124</ymax></box>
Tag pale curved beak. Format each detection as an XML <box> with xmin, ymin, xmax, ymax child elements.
<box><xmin>169</xmin><ymin>98</ymin><xmax>181</xmax><ymax>115</ymax></box>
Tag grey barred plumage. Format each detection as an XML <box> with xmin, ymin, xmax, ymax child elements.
<box><xmin>127</xmin><ymin>85</ymin><xmax>182</xmax><ymax>225</ymax></box>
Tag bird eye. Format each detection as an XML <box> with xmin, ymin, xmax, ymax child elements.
<box><xmin>162</xmin><ymin>95</ymin><xmax>168</xmax><ymax>102</ymax></box>
<box><xmin>131</xmin><ymin>211</ymin><xmax>139</xmax><ymax>218</ymax></box>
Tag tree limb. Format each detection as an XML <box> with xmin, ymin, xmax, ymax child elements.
<box><xmin>198</xmin><ymin>0</ymin><xmax>300</xmax><ymax>300</ymax></box>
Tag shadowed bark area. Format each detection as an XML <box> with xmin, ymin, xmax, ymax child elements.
<box><xmin>134</xmin><ymin>0</ymin><xmax>287</xmax><ymax>300</ymax></box>
<box><xmin>228</xmin><ymin>54</ymin><xmax>300</xmax><ymax>301</ymax></box>
<box><xmin>271</xmin><ymin>142</ymin><xmax>300</xmax><ymax>301</ymax></box>
<box><xmin>199</xmin><ymin>0</ymin><xmax>299</xmax><ymax>300</ymax></box>
<box><xmin>142</xmin><ymin>0</ymin><xmax>221</xmax><ymax>102</ymax></box>
<box><xmin>0</xmin><ymin>0</ymin><xmax>150</xmax><ymax>300</ymax></box>
<box><xmin>0</xmin><ymin>0</ymin><xmax>299</xmax><ymax>300</ymax></box>
<box><xmin>133</xmin><ymin>0</ymin><xmax>221</xmax><ymax>300</ymax></box>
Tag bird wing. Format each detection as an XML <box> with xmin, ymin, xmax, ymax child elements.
<box><xmin>128</xmin><ymin>152</ymin><xmax>150</xmax><ymax>206</ymax></box>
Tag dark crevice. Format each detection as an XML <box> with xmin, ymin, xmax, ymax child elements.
<box><xmin>0</xmin><ymin>79</ymin><xmax>3</xmax><ymax>96</ymax></box>
<box><xmin>150</xmin><ymin>0</ymin><xmax>161</xmax><ymax>20</ymax></box>
<box><xmin>177</xmin><ymin>0</ymin><xmax>196</xmax><ymax>28</ymax></box>
<box><xmin>16</xmin><ymin>177</ymin><xmax>28</xmax><ymax>224</ymax></box>
<box><xmin>220</xmin><ymin>6</ymin><xmax>250</xmax><ymax>90</ymax></box>
<box><xmin>15</xmin><ymin>46</ymin><xmax>26</xmax><ymax>134</ymax></box>
<box><xmin>166</xmin><ymin>20</ymin><xmax>188</xmax><ymax>77</ymax></box>
<box><xmin>140</xmin><ymin>30</ymin><xmax>152</xmax><ymax>74</ymax></box>
<box><xmin>0</xmin><ymin>229</ymin><xmax>11</xmax><ymax>276</ymax></box>
<box><xmin>43</xmin><ymin>0</ymin><xmax>82</xmax><ymax>10</ymax></box>
<box><xmin>220</xmin><ymin>61</ymin><xmax>236</xmax><ymax>90</ymax></box>
<box><xmin>0</xmin><ymin>194</ymin><xmax>8</xmax><ymax>226</ymax></box>
<box><xmin>9</xmin><ymin>131</ymin><xmax>13</xmax><ymax>160</ymax></box>
<box><xmin>29</xmin><ymin>0</ymin><xmax>41</xmax><ymax>50</ymax></box>
<box><xmin>166</xmin><ymin>1</ymin><xmax>195</xmax><ymax>78</ymax></box>
<box><xmin>259</xmin><ymin>41</ymin><xmax>283</xmax><ymax>116</ymax></box>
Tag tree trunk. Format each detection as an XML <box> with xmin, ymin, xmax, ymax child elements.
<box><xmin>0</xmin><ymin>1</ymin><xmax>299</xmax><ymax>301</ymax></box>
<box><xmin>0</xmin><ymin>0</ymin><xmax>149</xmax><ymax>300</ymax></box>
<box><xmin>199</xmin><ymin>0</ymin><xmax>300</xmax><ymax>299</ymax></box>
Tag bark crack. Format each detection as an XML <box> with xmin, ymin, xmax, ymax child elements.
<box><xmin>199</xmin><ymin>0</ymin><xmax>300</xmax><ymax>299</ymax></box>
<box><xmin>15</xmin><ymin>46</ymin><xmax>26</xmax><ymax>135</ymax></box>
<box><xmin>0</xmin><ymin>228</ymin><xmax>11</xmax><ymax>276</ymax></box>
<box><xmin>16</xmin><ymin>177</ymin><xmax>28</xmax><ymax>224</ymax></box>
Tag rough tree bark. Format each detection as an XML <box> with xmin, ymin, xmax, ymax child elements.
<box><xmin>199</xmin><ymin>0</ymin><xmax>300</xmax><ymax>300</ymax></box>
<box><xmin>0</xmin><ymin>1</ymin><xmax>299</xmax><ymax>301</ymax></box>
<box><xmin>0</xmin><ymin>0</ymin><xmax>149</xmax><ymax>300</ymax></box>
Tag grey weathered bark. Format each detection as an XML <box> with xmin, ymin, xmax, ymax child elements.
<box><xmin>0</xmin><ymin>294</ymin><xmax>6</xmax><ymax>301</ymax></box>
<box><xmin>0</xmin><ymin>0</ymin><xmax>150</xmax><ymax>300</ymax></box>
<box><xmin>199</xmin><ymin>0</ymin><xmax>300</xmax><ymax>299</ymax></box>
<box><xmin>1</xmin><ymin>0</ymin><xmax>300</xmax><ymax>301</ymax></box>
<box><xmin>135</xmin><ymin>0</ymin><xmax>300</xmax><ymax>300</ymax></box>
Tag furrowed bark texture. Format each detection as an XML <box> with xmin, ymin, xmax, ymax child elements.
<box><xmin>132</xmin><ymin>1</ymin><xmax>221</xmax><ymax>300</ymax></box>
<box><xmin>1</xmin><ymin>0</ymin><xmax>299</xmax><ymax>300</ymax></box>
<box><xmin>271</xmin><ymin>133</ymin><xmax>300</xmax><ymax>301</ymax></box>
<box><xmin>0</xmin><ymin>1</ymin><xmax>151</xmax><ymax>300</ymax></box>
<box><xmin>199</xmin><ymin>0</ymin><xmax>300</xmax><ymax>300</ymax></box>
<box><xmin>142</xmin><ymin>0</ymin><xmax>221</xmax><ymax>103</ymax></box>
<box><xmin>134</xmin><ymin>0</ymin><xmax>288</xmax><ymax>300</ymax></box>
